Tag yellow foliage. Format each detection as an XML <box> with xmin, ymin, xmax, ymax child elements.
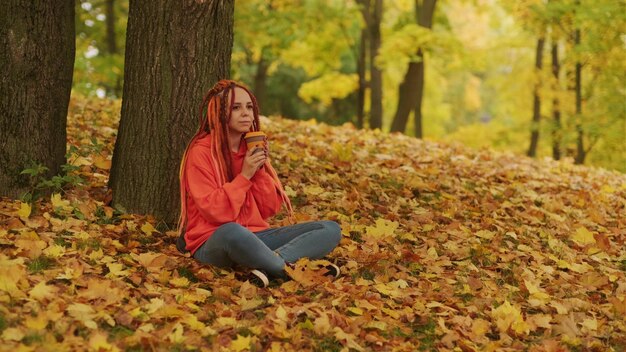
<box><xmin>298</xmin><ymin>72</ymin><xmax>358</xmax><ymax>106</ymax></box>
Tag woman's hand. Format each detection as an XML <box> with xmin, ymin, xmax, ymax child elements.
<box><xmin>241</xmin><ymin>146</ymin><xmax>267</xmax><ymax>179</ymax></box>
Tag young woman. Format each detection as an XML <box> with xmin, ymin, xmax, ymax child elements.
<box><xmin>176</xmin><ymin>80</ymin><xmax>341</xmax><ymax>286</ymax></box>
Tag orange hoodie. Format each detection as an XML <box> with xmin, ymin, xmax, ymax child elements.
<box><xmin>182</xmin><ymin>135</ymin><xmax>283</xmax><ymax>254</ymax></box>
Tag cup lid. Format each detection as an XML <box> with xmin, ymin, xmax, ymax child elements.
<box><xmin>244</xmin><ymin>131</ymin><xmax>266</xmax><ymax>138</ymax></box>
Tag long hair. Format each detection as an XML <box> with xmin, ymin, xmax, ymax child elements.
<box><xmin>177</xmin><ymin>80</ymin><xmax>293</xmax><ymax>235</ymax></box>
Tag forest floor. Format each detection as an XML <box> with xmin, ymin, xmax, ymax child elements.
<box><xmin>1</xmin><ymin>97</ymin><xmax>625</xmax><ymax>351</ymax></box>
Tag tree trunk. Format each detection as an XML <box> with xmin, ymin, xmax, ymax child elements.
<box><xmin>105</xmin><ymin>0</ymin><xmax>117</xmax><ymax>55</ymax></box>
<box><xmin>356</xmin><ymin>28</ymin><xmax>367</xmax><ymax>129</ymax></box>
<box><xmin>527</xmin><ymin>37</ymin><xmax>545</xmax><ymax>157</ymax></box>
<box><xmin>369</xmin><ymin>0</ymin><xmax>383</xmax><ymax>130</ymax></box>
<box><xmin>390</xmin><ymin>0</ymin><xmax>436</xmax><ymax>134</ymax></box>
<box><xmin>109</xmin><ymin>0</ymin><xmax>234</xmax><ymax>225</ymax></box>
<box><xmin>253</xmin><ymin>52</ymin><xmax>268</xmax><ymax>109</ymax></box>
<box><xmin>574</xmin><ymin>28</ymin><xmax>585</xmax><ymax>164</ymax></box>
<box><xmin>551</xmin><ymin>40</ymin><xmax>561</xmax><ymax>160</ymax></box>
<box><xmin>0</xmin><ymin>1</ymin><xmax>75</xmax><ymax>199</ymax></box>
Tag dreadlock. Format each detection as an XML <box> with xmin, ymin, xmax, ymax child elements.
<box><xmin>177</xmin><ymin>80</ymin><xmax>293</xmax><ymax>235</ymax></box>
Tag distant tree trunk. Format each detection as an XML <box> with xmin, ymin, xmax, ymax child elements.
<box><xmin>105</xmin><ymin>0</ymin><xmax>122</xmax><ymax>97</ymax></box>
<box><xmin>369</xmin><ymin>0</ymin><xmax>383</xmax><ymax>130</ymax></box>
<box><xmin>0</xmin><ymin>1</ymin><xmax>75</xmax><ymax>199</ymax></box>
<box><xmin>527</xmin><ymin>37</ymin><xmax>545</xmax><ymax>157</ymax></box>
<box><xmin>105</xmin><ymin>0</ymin><xmax>117</xmax><ymax>54</ymax></box>
<box><xmin>356</xmin><ymin>28</ymin><xmax>367</xmax><ymax>129</ymax></box>
<box><xmin>390</xmin><ymin>0</ymin><xmax>436</xmax><ymax>135</ymax></box>
<box><xmin>109</xmin><ymin>0</ymin><xmax>234</xmax><ymax>225</ymax></box>
<box><xmin>551</xmin><ymin>40</ymin><xmax>561</xmax><ymax>160</ymax></box>
<box><xmin>253</xmin><ymin>51</ymin><xmax>268</xmax><ymax>109</ymax></box>
<box><xmin>573</xmin><ymin>27</ymin><xmax>585</xmax><ymax>164</ymax></box>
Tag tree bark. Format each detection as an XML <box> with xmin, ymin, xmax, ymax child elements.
<box><xmin>369</xmin><ymin>0</ymin><xmax>383</xmax><ymax>130</ymax></box>
<box><xmin>551</xmin><ymin>40</ymin><xmax>561</xmax><ymax>160</ymax></box>
<box><xmin>390</xmin><ymin>0</ymin><xmax>436</xmax><ymax>135</ymax></box>
<box><xmin>527</xmin><ymin>37</ymin><xmax>545</xmax><ymax>157</ymax></box>
<box><xmin>109</xmin><ymin>0</ymin><xmax>234</xmax><ymax>225</ymax></box>
<box><xmin>0</xmin><ymin>1</ymin><xmax>75</xmax><ymax>199</ymax></box>
<box><xmin>574</xmin><ymin>28</ymin><xmax>585</xmax><ymax>164</ymax></box>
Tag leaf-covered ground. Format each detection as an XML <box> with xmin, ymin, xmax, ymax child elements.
<box><xmin>1</xmin><ymin>97</ymin><xmax>625</xmax><ymax>351</ymax></box>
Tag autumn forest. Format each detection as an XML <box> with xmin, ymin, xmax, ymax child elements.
<box><xmin>1</xmin><ymin>0</ymin><xmax>625</xmax><ymax>351</ymax></box>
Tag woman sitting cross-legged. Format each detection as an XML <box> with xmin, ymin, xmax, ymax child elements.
<box><xmin>176</xmin><ymin>79</ymin><xmax>341</xmax><ymax>287</ymax></box>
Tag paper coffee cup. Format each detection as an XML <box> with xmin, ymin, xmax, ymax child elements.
<box><xmin>244</xmin><ymin>131</ymin><xmax>266</xmax><ymax>152</ymax></box>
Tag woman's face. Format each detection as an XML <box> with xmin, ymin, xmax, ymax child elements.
<box><xmin>228</xmin><ymin>87</ymin><xmax>254</xmax><ymax>134</ymax></box>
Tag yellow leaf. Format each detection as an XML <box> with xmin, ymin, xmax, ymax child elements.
<box><xmin>491</xmin><ymin>300</ymin><xmax>529</xmax><ymax>335</ymax></box>
<box><xmin>43</xmin><ymin>244</ymin><xmax>66</xmax><ymax>258</ymax></box>
<box><xmin>141</xmin><ymin>222</ymin><xmax>159</xmax><ymax>236</ymax></box>
<box><xmin>2</xmin><ymin>327</ymin><xmax>24</xmax><ymax>341</ymax></box>
<box><xmin>581</xmin><ymin>318</ymin><xmax>598</xmax><ymax>331</ymax></box>
<box><xmin>475</xmin><ymin>230</ymin><xmax>495</xmax><ymax>239</ymax></box>
<box><xmin>231</xmin><ymin>334</ymin><xmax>252</xmax><ymax>352</ymax></box>
<box><xmin>303</xmin><ymin>185</ymin><xmax>325</xmax><ymax>196</ymax></box>
<box><xmin>313</xmin><ymin>314</ymin><xmax>332</xmax><ymax>335</ymax></box>
<box><xmin>427</xmin><ymin>247</ymin><xmax>438</xmax><ymax>259</ymax></box>
<box><xmin>284</xmin><ymin>186</ymin><xmax>297</xmax><ymax>197</ymax></box>
<box><xmin>381</xmin><ymin>307</ymin><xmax>401</xmax><ymax>319</ymax></box>
<box><xmin>106</xmin><ymin>263</ymin><xmax>130</xmax><ymax>278</ymax></box>
<box><xmin>67</xmin><ymin>303</ymin><xmax>98</xmax><ymax>329</ymax></box>
<box><xmin>333</xmin><ymin>327</ymin><xmax>364</xmax><ymax>351</ymax></box>
<box><xmin>93</xmin><ymin>154</ymin><xmax>112</xmax><ymax>170</ymax></box>
<box><xmin>571</xmin><ymin>227</ymin><xmax>596</xmax><ymax>246</ymax></box>
<box><xmin>275</xmin><ymin>305</ymin><xmax>288</xmax><ymax>321</ymax></box>
<box><xmin>89</xmin><ymin>331</ymin><xmax>119</xmax><ymax>351</ymax></box>
<box><xmin>471</xmin><ymin>318</ymin><xmax>491</xmax><ymax>337</ymax></box>
<box><xmin>17</xmin><ymin>202</ymin><xmax>31</xmax><ymax>221</ymax></box>
<box><xmin>51</xmin><ymin>193</ymin><xmax>73</xmax><ymax>213</ymax></box>
<box><xmin>365</xmin><ymin>219</ymin><xmax>399</xmax><ymax>239</ymax></box>
<box><xmin>347</xmin><ymin>307</ymin><xmax>363</xmax><ymax>315</ymax></box>
<box><xmin>167</xmin><ymin>323</ymin><xmax>185</xmax><ymax>344</ymax></box>
<box><xmin>364</xmin><ymin>320</ymin><xmax>387</xmax><ymax>330</ymax></box>
<box><xmin>238</xmin><ymin>297</ymin><xmax>264</xmax><ymax>311</ymax></box>
<box><xmin>68</xmin><ymin>153</ymin><xmax>91</xmax><ymax>166</ymax></box>
<box><xmin>145</xmin><ymin>298</ymin><xmax>165</xmax><ymax>314</ymax></box>
<box><xmin>524</xmin><ymin>279</ymin><xmax>551</xmax><ymax>303</ymax></box>
<box><xmin>24</xmin><ymin>315</ymin><xmax>48</xmax><ymax>330</ymax></box>
<box><xmin>170</xmin><ymin>277</ymin><xmax>190</xmax><ymax>288</ymax></box>
<box><xmin>29</xmin><ymin>281</ymin><xmax>57</xmax><ymax>301</ymax></box>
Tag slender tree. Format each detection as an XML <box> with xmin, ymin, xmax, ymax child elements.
<box><xmin>527</xmin><ymin>36</ymin><xmax>545</xmax><ymax>157</ymax></box>
<box><xmin>551</xmin><ymin>39</ymin><xmax>561</xmax><ymax>160</ymax></box>
<box><xmin>105</xmin><ymin>0</ymin><xmax>118</xmax><ymax>55</ymax></box>
<box><xmin>109</xmin><ymin>0</ymin><xmax>234</xmax><ymax>225</ymax></box>
<box><xmin>356</xmin><ymin>27</ymin><xmax>367</xmax><ymax>129</ymax></box>
<box><xmin>357</xmin><ymin>0</ymin><xmax>384</xmax><ymax>129</ymax></box>
<box><xmin>573</xmin><ymin>26</ymin><xmax>585</xmax><ymax>164</ymax></box>
<box><xmin>390</xmin><ymin>0</ymin><xmax>436</xmax><ymax>136</ymax></box>
<box><xmin>0</xmin><ymin>1</ymin><xmax>75</xmax><ymax>199</ymax></box>
<box><xmin>369</xmin><ymin>0</ymin><xmax>383</xmax><ymax>129</ymax></box>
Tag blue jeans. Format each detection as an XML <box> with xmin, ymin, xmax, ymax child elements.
<box><xmin>193</xmin><ymin>221</ymin><xmax>341</xmax><ymax>278</ymax></box>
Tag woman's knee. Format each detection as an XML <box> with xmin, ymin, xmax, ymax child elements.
<box><xmin>321</xmin><ymin>220</ymin><xmax>342</xmax><ymax>245</ymax></box>
<box><xmin>212</xmin><ymin>222</ymin><xmax>249</xmax><ymax>244</ymax></box>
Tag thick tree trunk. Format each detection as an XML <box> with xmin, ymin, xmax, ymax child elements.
<box><xmin>551</xmin><ymin>41</ymin><xmax>561</xmax><ymax>160</ymax></box>
<box><xmin>109</xmin><ymin>0</ymin><xmax>234</xmax><ymax>225</ymax></box>
<box><xmin>527</xmin><ymin>37</ymin><xmax>545</xmax><ymax>157</ymax></box>
<box><xmin>390</xmin><ymin>0</ymin><xmax>436</xmax><ymax>134</ymax></box>
<box><xmin>369</xmin><ymin>0</ymin><xmax>383</xmax><ymax>130</ymax></box>
<box><xmin>0</xmin><ymin>1</ymin><xmax>75</xmax><ymax>199</ymax></box>
<box><xmin>574</xmin><ymin>28</ymin><xmax>585</xmax><ymax>165</ymax></box>
<box><xmin>356</xmin><ymin>28</ymin><xmax>367</xmax><ymax>129</ymax></box>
